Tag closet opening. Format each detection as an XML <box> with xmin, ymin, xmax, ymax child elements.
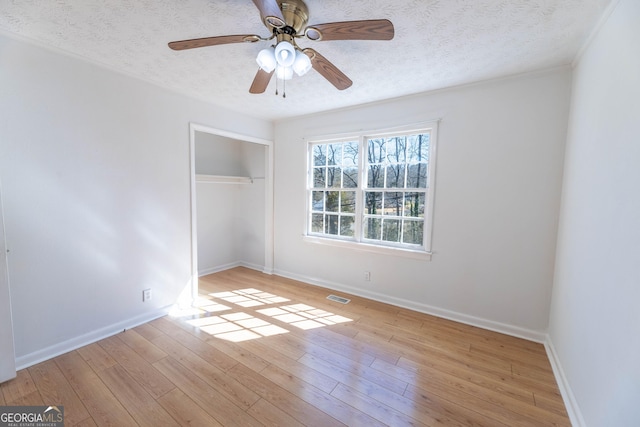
<box><xmin>188</xmin><ymin>123</ymin><xmax>274</xmax><ymax>303</ymax></box>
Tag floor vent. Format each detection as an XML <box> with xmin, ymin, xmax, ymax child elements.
<box><xmin>326</xmin><ymin>294</ymin><xmax>350</xmax><ymax>304</ymax></box>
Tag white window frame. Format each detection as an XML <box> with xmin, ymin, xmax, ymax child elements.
<box><xmin>304</xmin><ymin>122</ymin><xmax>438</xmax><ymax>260</ymax></box>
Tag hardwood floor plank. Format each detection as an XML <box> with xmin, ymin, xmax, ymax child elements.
<box><xmin>28</xmin><ymin>359</ymin><xmax>90</xmax><ymax>426</ymax></box>
<box><xmin>97</xmin><ymin>364</ymin><xmax>176</xmax><ymax>427</ymax></box>
<box><xmin>304</xmin><ymin>326</ymin><xmax>401</xmax><ymax>365</ymax></box>
<box><xmin>133</xmin><ymin>322</ymin><xmax>168</xmax><ymax>341</ymax></box>
<box><xmin>77</xmin><ymin>342</ymin><xmax>117</xmax><ymax>373</ymax></box>
<box><xmin>156</xmin><ymin>388</ymin><xmax>223</xmax><ymax>427</ymax></box>
<box><xmin>331</xmin><ymin>383</ymin><xmax>429</xmax><ymax>427</ymax></box>
<box><xmin>405</xmin><ymin>383</ymin><xmax>570</xmax><ymax>427</ymax></box>
<box><xmin>151</xmin><ymin>333</ymin><xmax>260</xmax><ymax>410</ymax></box>
<box><xmin>299</xmin><ymin>352</ymin><xmax>408</xmax><ymax>396</ymax></box>
<box><xmin>230</xmin><ymin>337</ymin><xmax>339</xmax><ymax>393</ymax></box>
<box><xmin>55</xmin><ymin>351</ymin><xmax>137</xmax><ymax>426</ymax></box>
<box><xmin>153</xmin><ymin>356</ymin><xmax>263</xmax><ymax>427</ymax></box>
<box><xmin>247</xmin><ymin>398</ymin><xmax>306</xmax><ymax>427</ymax></box>
<box><xmin>118</xmin><ymin>329</ymin><xmax>168</xmax><ymax>363</ymax></box>
<box><xmin>97</xmin><ymin>334</ymin><xmax>175</xmax><ymax>399</ymax></box>
<box><xmin>157</xmin><ymin>316</ymin><xmax>271</xmax><ymax>373</ymax></box>
<box><xmin>4</xmin><ymin>390</ymin><xmax>44</xmax><ymax>406</ymax></box>
<box><xmin>148</xmin><ymin>319</ymin><xmax>239</xmax><ymax>373</ymax></box>
<box><xmin>227</xmin><ymin>362</ymin><xmax>345</xmax><ymax>427</ymax></box>
<box><xmin>379</xmin><ymin>356</ymin><xmax>568</xmax><ymax>426</ymax></box>
<box><xmin>396</xmin><ymin>342</ymin><xmax>563</xmax><ymax>401</ymax></box>
<box><xmin>73</xmin><ymin>416</ymin><xmax>98</xmax><ymax>427</ymax></box>
<box><xmin>533</xmin><ymin>392</ymin><xmax>571</xmax><ymax>418</ymax></box>
<box><xmin>1</xmin><ymin>369</ymin><xmax>39</xmax><ymax>405</ymax></box>
<box><xmin>260</xmin><ymin>363</ymin><xmax>386</xmax><ymax>427</ymax></box>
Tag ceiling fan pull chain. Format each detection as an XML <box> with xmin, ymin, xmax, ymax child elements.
<box><xmin>283</xmin><ymin>78</ymin><xmax>286</xmax><ymax>98</ymax></box>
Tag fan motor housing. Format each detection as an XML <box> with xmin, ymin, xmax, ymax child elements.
<box><xmin>277</xmin><ymin>0</ymin><xmax>309</xmax><ymax>34</ymax></box>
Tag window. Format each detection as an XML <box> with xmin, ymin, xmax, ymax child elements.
<box><xmin>306</xmin><ymin>124</ymin><xmax>437</xmax><ymax>257</ymax></box>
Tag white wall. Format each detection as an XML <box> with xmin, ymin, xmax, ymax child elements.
<box><xmin>548</xmin><ymin>0</ymin><xmax>640</xmax><ymax>425</ymax></box>
<box><xmin>0</xmin><ymin>182</ymin><xmax>16</xmax><ymax>382</ymax></box>
<box><xmin>0</xmin><ymin>34</ymin><xmax>272</xmax><ymax>367</ymax></box>
<box><xmin>195</xmin><ymin>133</ymin><xmax>266</xmax><ymax>273</ymax></box>
<box><xmin>274</xmin><ymin>69</ymin><xmax>571</xmax><ymax>338</ymax></box>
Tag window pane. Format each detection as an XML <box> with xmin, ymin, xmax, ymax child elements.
<box><xmin>382</xmin><ymin>219</ymin><xmax>401</xmax><ymax>242</ymax></box>
<box><xmin>327</xmin><ymin>167</ymin><xmax>341</xmax><ymax>188</ymax></box>
<box><xmin>313</xmin><ymin>168</ymin><xmax>325</xmax><ymax>188</ymax></box>
<box><xmin>340</xmin><ymin>216</ymin><xmax>355</xmax><ymax>237</ymax></box>
<box><xmin>403</xmin><ymin>220</ymin><xmax>424</xmax><ymax>245</ymax></box>
<box><xmin>364</xmin><ymin>217</ymin><xmax>381</xmax><ymax>240</ymax></box>
<box><xmin>313</xmin><ymin>145</ymin><xmax>326</xmax><ymax>166</ymax></box>
<box><xmin>325</xmin><ymin>214</ymin><xmax>339</xmax><ymax>235</ymax></box>
<box><xmin>364</xmin><ymin>191</ymin><xmax>382</xmax><ymax>215</ymax></box>
<box><xmin>386</xmin><ymin>137</ymin><xmax>406</xmax><ymax>163</ymax></box>
<box><xmin>341</xmin><ymin>191</ymin><xmax>356</xmax><ymax>213</ymax></box>
<box><xmin>384</xmin><ymin>192</ymin><xmax>403</xmax><ymax>216</ymax></box>
<box><xmin>367</xmin><ymin>164</ymin><xmax>384</xmax><ymax>188</ymax></box>
<box><xmin>327</xmin><ymin>144</ymin><xmax>342</xmax><ymax>165</ymax></box>
<box><xmin>311</xmin><ymin>214</ymin><xmax>323</xmax><ymax>233</ymax></box>
<box><xmin>367</xmin><ymin>138</ymin><xmax>385</xmax><ymax>163</ymax></box>
<box><xmin>312</xmin><ymin>191</ymin><xmax>324</xmax><ymax>212</ymax></box>
<box><xmin>407</xmin><ymin>134</ymin><xmax>430</xmax><ymax>162</ymax></box>
<box><xmin>343</xmin><ymin>167</ymin><xmax>358</xmax><ymax>188</ymax></box>
<box><xmin>385</xmin><ymin>165</ymin><xmax>405</xmax><ymax>188</ymax></box>
<box><xmin>407</xmin><ymin>163</ymin><xmax>428</xmax><ymax>188</ymax></box>
<box><xmin>342</xmin><ymin>142</ymin><xmax>359</xmax><ymax>167</ymax></box>
<box><xmin>403</xmin><ymin>193</ymin><xmax>425</xmax><ymax>218</ymax></box>
<box><xmin>326</xmin><ymin>191</ymin><xmax>339</xmax><ymax>212</ymax></box>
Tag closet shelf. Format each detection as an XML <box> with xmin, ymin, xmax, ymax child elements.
<box><xmin>195</xmin><ymin>174</ymin><xmax>252</xmax><ymax>184</ymax></box>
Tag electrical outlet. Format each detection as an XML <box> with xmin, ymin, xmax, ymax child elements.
<box><xmin>143</xmin><ymin>288</ymin><xmax>152</xmax><ymax>302</ymax></box>
<box><xmin>364</xmin><ymin>271</ymin><xmax>371</xmax><ymax>281</ymax></box>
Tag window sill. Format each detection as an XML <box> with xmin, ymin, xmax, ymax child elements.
<box><xmin>302</xmin><ymin>235</ymin><xmax>432</xmax><ymax>261</ymax></box>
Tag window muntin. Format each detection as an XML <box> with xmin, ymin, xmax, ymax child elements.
<box><xmin>307</xmin><ymin>127</ymin><xmax>436</xmax><ymax>253</ymax></box>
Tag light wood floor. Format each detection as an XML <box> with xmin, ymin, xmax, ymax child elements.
<box><xmin>1</xmin><ymin>267</ymin><xmax>570</xmax><ymax>426</ymax></box>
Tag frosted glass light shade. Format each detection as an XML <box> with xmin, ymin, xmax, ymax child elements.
<box><xmin>256</xmin><ymin>48</ymin><xmax>276</xmax><ymax>73</ymax></box>
<box><xmin>292</xmin><ymin>50</ymin><xmax>312</xmax><ymax>76</ymax></box>
<box><xmin>276</xmin><ymin>66</ymin><xmax>293</xmax><ymax>80</ymax></box>
<box><xmin>274</xmin><ymin>41</ymin><xmax>296</xmax><ymax>67</ymax></box>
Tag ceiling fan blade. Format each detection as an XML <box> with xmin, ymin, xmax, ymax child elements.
<box><xmin>249</xmin><ymin>69</ymin><xmax>274</xmax><ymax>94</ymax></box>
<box><xmin>251</xmin><ymin>0</ymin><xmax>286</xmax><ymax>28</ymax></box>
<box><xmin>305</xmin><ymin>19</ymin><xmax>394</xmax><ymax>41</ymax></box>
<box><xmin>168</xmin><ymin>34</ymin><xmax>261</xmax><ymax>51</ymax></box>
<box><xmin>303</xmin><ymin>48</ymin><xmax>352</xmax><ymax>91</ymax></box>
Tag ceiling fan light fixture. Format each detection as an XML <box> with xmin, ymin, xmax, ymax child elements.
<box><xmin>256</xmin><ymin>47</ymin><xmax>276</xmax><ymax>73</ymax></box>
<box><xmin>274</xmin><ymin>41</ymin><xmax>296</xmax><ymax>67</ymax></box>
<box><xmin>276</xmin><ymin>65</ymin><xmax>293</xmax><ymax>80</ymax></box>
<box><xmin>292</xmin><ymin>49</ymin><xmax>312</xmax><ymax>76</ymax></box>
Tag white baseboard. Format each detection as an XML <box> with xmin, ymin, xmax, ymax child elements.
<box><xmin>273</xmin><ymin>268</ymin><xmax>547</xmax><ymax>343</ymax></box>
<box><xmin>198</xmin><ymin>262</ymin><xmax>242</xmax><ymax>277</ymax></box>
<box><xmin>15</xmin><ymin>306</ymin><xmax>172</xmax><ymax>370</ymax></box>
<box><xmin>545</xmin><ymin>338</ymin><xmax>585</xmax><ymax>427</ymax></box>
<box><xmin>199</xmin><ymin>261</ymin><xmax>266</xmax><ymax>277</ymax></box>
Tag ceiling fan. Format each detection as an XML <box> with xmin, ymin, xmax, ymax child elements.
<box><xmin>168</xmin><ymin>0</ymin><xmax>394</xmax><ymax>95</ymax></box>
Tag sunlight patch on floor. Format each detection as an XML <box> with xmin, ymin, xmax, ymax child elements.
<box><xmin>179</xmin><ymin>288</ymin><xmax>352</xmax><ymax>342</ymax></box>
<box><xmin>257</xmin><ymin>303</ymin><xmax>352</xmax><ymax>330</ymax></box>
<box><xmin>209</xmin><ymin>288</ymin><xmax>290</xmax><ymax>307</ymax></box>
<box><xmin>186</xmin><ymin>311</ymin><xmax>289</xmax><ymax>342</ymax></box>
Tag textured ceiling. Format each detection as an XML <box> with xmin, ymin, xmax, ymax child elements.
<box><xmin>0</xmin><ymin>0</ymin><xmax>612</xmax><ymax>121</ymax></box>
